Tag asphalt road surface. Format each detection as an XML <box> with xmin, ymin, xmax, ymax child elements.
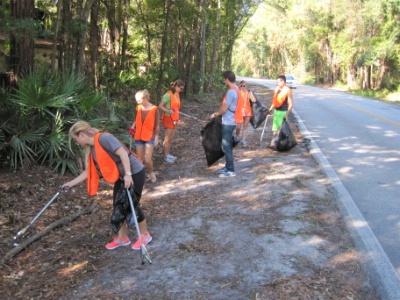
<box><xmin>239</xmin><ymin>77</ymin><xmax>400</xmax><ymax>276</ymax></box>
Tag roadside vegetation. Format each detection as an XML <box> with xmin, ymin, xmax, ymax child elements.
<box><xmin>0</xmin><ymin>0</ymin><xmax>399</xmax><ymax>175</ymax></box>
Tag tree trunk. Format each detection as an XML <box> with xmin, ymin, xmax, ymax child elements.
<box><xmin>177</xmin><ymin>0</ymin><xmax>185</xmax><ymax>80</ymax></box>
<box><xmin>157</xmin><ymin>0</ymin><xmax>172</xmax><ymax>100</ymax></box>
<box><xmin>347</xmin><ymin>64</ymin><xmax>356</xmax><ymax>89</ymax></box>
<box><xmin>89</xmin><ymin>0</ymin><xmax>101</xmax><ymax>89</ymax></box>
<box><xmin>325</xmin><ymin>38</ymin><xmax>332</xmax><ymax>84</ymax></box>
<box><xmin>136</xmin><ymin>0</ymin><xmax>152</xmax><ymax>65</ymax></box>
<box><xmin>61</xmin><ymin>0</ymin><xmax>73</xmax><ymax>73</ymax></box>
<box><xmin>51</xmin><ymin>0</ymin><xmax>63</xmax><ymax>74</ymax></box>
<box><xmin>76</xmin><ymin>0</ymin><xmax>97</xmax><ymax>75</ymax></box>
<box><xmin>120</xmin><ymin>0</ymin><xmax>130</xmax><ymax>69</ymax></box>
<box><xmin>198</xmin><ymin>0</ymin><xmax>206</xmax><ymax>95</ymax></box>
<box><xmin>206</xmin><ymin>0</ymin><xmax>221</xmax><ymax>92</ymax></box>
<box><xmin>375</xmin><ymin>58</ymin><xmax>387</xmax><ymax>90</ymax></box>
<box><xmin>185</xmin><ymin>10</ymin><xmax>200</xmax><ymax>94</ymax></box>
<box><xmin>9</xmin><ymin>0</ymin><xmax>35</xmax><ymax>83</ymax></box>
<box><xmin>362</xmin><ymin>65</ymin><xmax>371</xmax><ymax>90</ymax></box>
<box><xmin>104</xmin><ymin>0</ymin><xmax>121</xmax><ymax>69</ymax></box>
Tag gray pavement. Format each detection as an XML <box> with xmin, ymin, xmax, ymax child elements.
<box><xmin>294</xmin><ymin>108</ymin><xmax>400</xmax><ymax>300</ymax></box>
<box><xmin>238</xmin><ymin>76</ymin><xmax>400</xmax><ymax>300</ymax></box>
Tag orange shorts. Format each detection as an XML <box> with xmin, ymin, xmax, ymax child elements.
<box><xmin>162</xmin><ymin>116</ymin><xmax>178</xmax><ymax>129</ymax></box>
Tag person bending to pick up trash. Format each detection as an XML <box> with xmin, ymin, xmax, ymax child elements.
<box><xmin>130</xmin><ymin>89</ymin><xmax>160</xmax><ymax>183</ymax></box>
<box><xmin>61</xmin><ymin>120</ymin><xmax>152</xmax><ymax>250</ymax></box>
<box><xmin>210</xmin><ymin>70</ymin><xmax>244</xmax><ymax>178</ymax></box>
<box><xmin>158</xmin><ymin>79</ymin><xmax>185</xmax><ymax>164</ymax></box>
<box><xmin>268</xmin><ymin>75</ymin><xmax>294</xmax><ymax>135</ymax></box>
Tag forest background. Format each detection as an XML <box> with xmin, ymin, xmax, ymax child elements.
<box><xmin>0</xmin><ymin>0</ymin><xmax>399</xmax><ymax>175</ymax></box>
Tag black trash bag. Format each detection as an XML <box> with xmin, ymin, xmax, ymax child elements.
<box><xmin>111</xmin><ymin>184</ymin><xmax>139</xmax><ymax>234</ymax></box>
<box><xmin>250</xmin><ymin>99</ymin><xmax>269</xmax><ymax>129</ymax></box>
<box><xmin>269</xmin><ymin>119</ymin><xmax>297</xmax><ymax>151</ymax></box>
<box><xmin>200</xmin><ymin>116</ymin><xmax>239</xmax><ymax>167</ymax></box>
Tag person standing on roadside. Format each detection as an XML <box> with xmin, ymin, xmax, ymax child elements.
<box><xmin>210</xmin><ymin>70</ymin><xmax>244</xmax><ymax>178</ymax></box>
<box><xmin>236</xmin><ymin>80</ymin><xmax>256</xmax><ymax>146</ymax></box>
<box><xmin>130</xmin><ymin>89</ymin><xmax>160</xmax><ymax>183</ymax></box>
<box><xmin>269</xmin><ymin>75</ymin><xmax>294</xmax><ymax>135</ymax></box>
<box><xmin>158</xmin><ymin>79</ymin><xmax>185</xmax><ymax>164</ymax></box>
<box><xmin>61</xmin><ymin>121</ymin><xmax>152</xmax><ymax>251</ymax></box>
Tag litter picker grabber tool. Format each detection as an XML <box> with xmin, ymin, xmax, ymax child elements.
<box><xmin>13</xmin><ymin>186</ymin><xmax>71</xmax><ymax>246</ymax></box>
<box><xmin>260</xmin><ymin>114</ymin><xmax>270</xmax><ymax>145</ymax></box>
<box><xmin>129</xmin><ymin>135</ymin><xmax>132</xmax><ymax>151</ymax></box>
<box><xmin>126</xmin><ymin>188</ymin><xmax>152</xmax><ymax>265</ymax></box>
<box><xmin>179</xmin><ymin>111</ymin><xmax>201</xmax><ymax>121</ymax></box>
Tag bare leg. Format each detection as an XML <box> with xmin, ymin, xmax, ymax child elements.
<box><xmin>117</xmin><ymin>222</ymin><xmax>128</xmax><ymax>239</ymax></box>
<box><xmin>138</xmin><ymin>219</ymin><xmax>149</xmax><ymax>235</ymax></box>
<box><xmin>241</xmin><ymin>116</ymin><xmax>251</xmax><ymax>141</ymax></box>
<box><xmin>163</xmin><ymin>128</ymin><xmax>176</xmax><ymax>157</ymax></box>
<box><xmin>144</xmin><ymin>144</ymin><xmax>155</xmax><ymax>174</ymax></box>
<box><xmin>135</xmin><ymin>145</ymin><xmax>145</xmax><ymax>161</ymax></box>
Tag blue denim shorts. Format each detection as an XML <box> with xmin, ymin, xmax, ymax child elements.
<box><xmin>135</xmin><ymin>139</ymin><xmax>155</xmax><ymax>146</ymax></box>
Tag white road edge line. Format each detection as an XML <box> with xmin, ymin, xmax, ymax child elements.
<box><xmin>293</xmin><ymin>108</ymin><xmax>400</xmax><ymax>300</ymax></box>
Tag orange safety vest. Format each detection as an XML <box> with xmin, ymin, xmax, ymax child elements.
<box><xmin>241</xmin><ymin>90</ymin><xmax>252</xmax><ymax>116</ymax></box>
<box><xmin>272</xmin><ymin>86</ymin><xmax>290</xmax><ymax>108</ymax></box>
<box><xmin>222</xmin><ymin>86</ymin><xmax>244</xmax><ymax>124</ymax></box>
<box><xmin>134</xmin><ymin>105</ymin><xmax>157</xmax><ymax>142</ymax></box>
<box><xmin>87</xmin><ymin>133</ymin><xmax>120</xmax><ymax>196</ymax></box>
<box><xmin>87</xmin><ymin>133</ymin><xmax>142</xmax><ymax>196</ymax></box>
<box><xmin>162</xmin><ymin>90</ymin><xmax>180</xmax><ymax>121</ymax></box>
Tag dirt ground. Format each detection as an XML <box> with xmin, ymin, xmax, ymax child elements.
<box><xmin>0</xmin><ymin>83</ymin><xmax>379</xmax><ymax>299</ymax></box>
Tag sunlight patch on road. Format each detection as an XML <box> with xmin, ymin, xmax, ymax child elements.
<box><xmin>352</xmin><ymin>220</ymin><xmax>369</xmax><ymax>228</ymax></box>
<box><xmin>383</xmin><ymin>130</ymin><xmax>400</xmax><ymax>137</ymax></box>
<box><xmin>337</xmin><ymin>166</ymin><xmax>353</xmax><ymax>174</ymax></box>
<box><xmin>383</xmin><ymin>157</ymin><xmax>399</xmax><ymax>162</ymax></box>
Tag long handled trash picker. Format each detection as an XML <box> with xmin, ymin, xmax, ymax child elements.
<box><xmin>259</xmin><ymin>114</ymin><xmax>270</xmax><ymax>146</ymax></box>
<box><xmin>13</xmin><ymin>186</ymin><xmax>70</xmax><ymax>246</ymax></box>
<box><xmin>179</xmin><ymin>111</ymin><xmax>201</xmax><ymax>121</ymax></box>
<box><xmin>126</xmin><ymin>188</ymin><xmax>152</xmax><ymax>265</ymax></box>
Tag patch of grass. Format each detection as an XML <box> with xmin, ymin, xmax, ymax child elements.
<box><xmin>351</xmin><ymin>88</ymin><xmax>390</xmax><ymax>100</ymax></box>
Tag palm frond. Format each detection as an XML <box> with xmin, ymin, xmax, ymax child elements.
<box><xmin>9</xmin><ymin>133</ymin><xmax>40</xmax><ymax>169</ymax></box>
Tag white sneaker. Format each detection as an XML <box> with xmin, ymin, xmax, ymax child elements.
<box><xmin>216</xmin><ymin>167</ymin><xmax>227</xmax><ymax>174</ymax></box>
<box><xmin>167</xmin><ymin>154</ymin><xmax>177</xmax><ymax>161</ymax></box>
<box><xmin>218</xmin><ymin>171</ymin><xmax>236</xmax><ymax>178</ymax></box>
<box><xmin>150</xmin><ymin>172</ymin><xmax>157</xmax><ymax>183</ymax></box>
<box><xmin>164</xmin><ymin>156</ymin><xmax>175</xmax><ymax>164</ymax></box>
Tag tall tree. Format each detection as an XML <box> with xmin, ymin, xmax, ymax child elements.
<box><xmin>156</xmin><ymin>0</ymin><xmax>172</xmax><ymax>99</ymax></box>
<box><xmin>207</xmin><ymin>0</ymin><xmax>222</xmax><ymax>91</ymax></box>
<box><xmin>9</xmin><ymin>0</ymin><xmax>35</xmax><ymax>82</ymax></box>
<box><xmin>198</xmin><ymin>0</ymin><xmax>206</xmax><ymax>94</ymax></box>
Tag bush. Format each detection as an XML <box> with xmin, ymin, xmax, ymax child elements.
<box><xmin>0</xmin><ymin>67</ymin><xmax>122</xmax><ymax>175</ymax></box>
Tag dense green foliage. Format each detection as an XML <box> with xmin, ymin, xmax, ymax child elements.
<box><xmin>233</xmin><ymin>0</ymin><xmax>400</xmax><ymax>91</ymax></box>
<box><xmin>0</xmin><ymin>68</ymin><xmax>122</xmax><ymax>175</ymax></box>
<box><xmin>0</xmin><ymin>0</ymin><xmax>398</xmax><ymax>173</ymax></box>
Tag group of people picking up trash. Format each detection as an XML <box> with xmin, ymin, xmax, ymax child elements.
<box><xmin>60</xmin><ymin>72</ymin><xmax>295</xmax><ymax>254</ymax></box>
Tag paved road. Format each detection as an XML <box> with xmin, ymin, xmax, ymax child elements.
<box><xmin>239</xmin><ymin>77</ymin><xmax>400</xmax><ymax>275</ymax></box>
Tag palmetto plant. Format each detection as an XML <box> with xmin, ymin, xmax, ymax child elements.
<box><xmin>1</xmin><ymin>68</ymin><xmax>121</xmax><ymax>175</ymax></box>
